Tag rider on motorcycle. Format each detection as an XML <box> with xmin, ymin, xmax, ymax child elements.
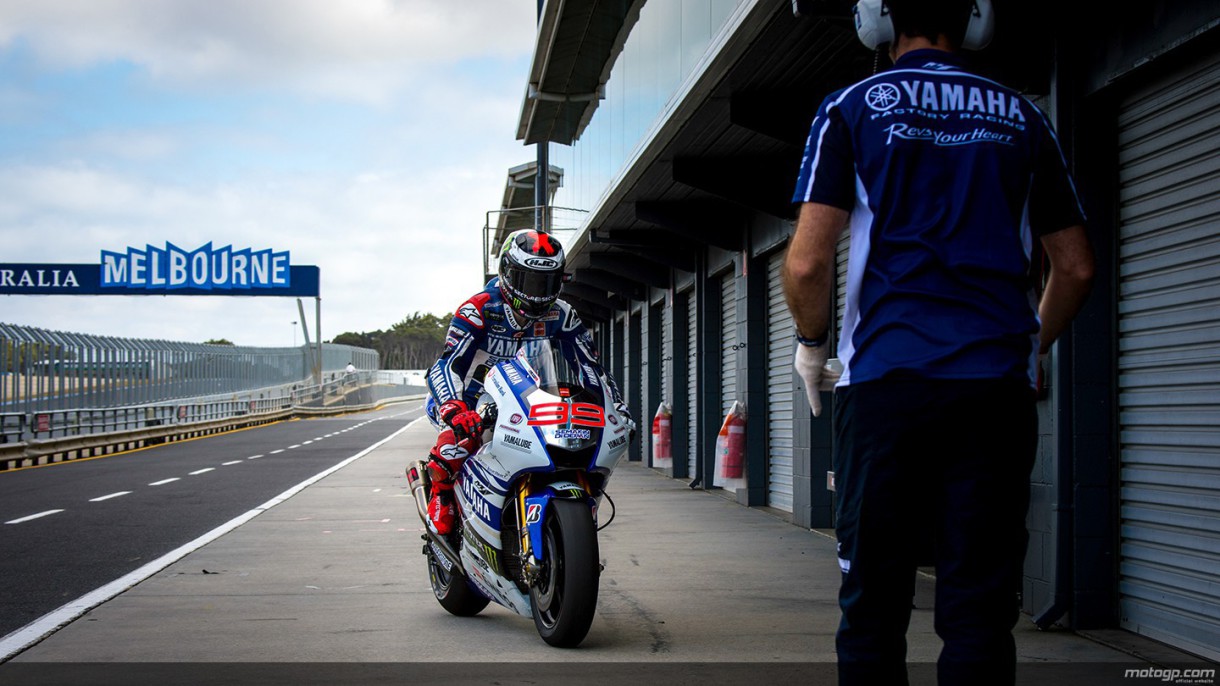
<box><xmin>421</xmin><ymin>229</ymin><xmax>631</xmax><ymax>536</ymax></box>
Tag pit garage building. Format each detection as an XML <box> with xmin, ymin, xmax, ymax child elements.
<box><xmin>493</xmin><ymin>0</ymin><xmax>1220</xmax><ymax>660</ymax></box>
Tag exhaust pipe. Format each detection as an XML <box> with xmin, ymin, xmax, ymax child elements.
<box><xmin>406</xmin><ymin>460</ymin><xmax>431</xmax><ymax>524</ymax></box>
<box><xmin>406</xmin><ymin>460</ymin><xmax>466</xmax><ymax>575</ymax></box>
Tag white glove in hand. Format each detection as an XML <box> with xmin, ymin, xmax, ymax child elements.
<box><xmin>794</xmin><ymin>343</ymin><xmax>841</xmax><ymax>417</ymax></box>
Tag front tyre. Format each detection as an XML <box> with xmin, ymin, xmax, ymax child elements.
<box><xmin>427</xmin><ymin>546</ymin><xmax>489</xmax><ymax>617</ymax></box>
<box><xmin>530</xmin><ymin>498</ymin><xmax>599</xmax><ymax>647</ymax></box>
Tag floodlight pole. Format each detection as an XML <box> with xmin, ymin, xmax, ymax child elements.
<box><xmin>535</xmin><ymin>0</ymin><xmax>549</xmax><ymax>234</ymax></box>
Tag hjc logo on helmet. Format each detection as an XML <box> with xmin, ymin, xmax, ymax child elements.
<box><xmin>523</xmin><ymin>257</ymin><xmax>560</xmax><ymax>269</ymax></box>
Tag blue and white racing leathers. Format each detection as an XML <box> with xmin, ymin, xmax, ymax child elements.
<box><xmin>424</xmin><ymin>277</ymin><xmax>625</xmax><ymax>428</ymax></box>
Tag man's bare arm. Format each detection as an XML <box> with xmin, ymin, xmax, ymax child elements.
<box><xmin>1038</xmin><ymin>224</ymin><xmax>1095</xmax><ymax>354</ymax></box>
<box><xmin>783</xmin><ymin>202</ymin><xmax>850</xmax><ymax>343</ymax></box>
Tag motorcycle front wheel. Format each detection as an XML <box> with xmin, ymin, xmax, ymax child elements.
<box><xmin>530</xmin><ymin>498</ymin><xmax>599</xmax><ymax>647</ymax></box>
<box><xmin>427</xmin><ymin>546</ymin><xmax>489</xmax><ymax>617</ymax></box>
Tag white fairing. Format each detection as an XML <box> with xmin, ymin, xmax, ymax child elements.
<box><xmin>449</xmin><ymin>351</ymin><xmax>629</xmax><ymax>618</ymax></box>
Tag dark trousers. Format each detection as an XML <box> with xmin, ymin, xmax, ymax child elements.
<box><xmin>833</xmin><ymin>378</ymin><xmax>1037</xmax><ymax>686</ymax></box>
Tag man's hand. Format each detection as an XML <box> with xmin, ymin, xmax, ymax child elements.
<box><xmin>439</xmin><ymin>399</ymin><xmax>482</xmax><ymax>439</ymax></box>
<box><xmin>794</xmin><ymin>343</ymin><xmax>840</xmax><ymax>417</ymax></box>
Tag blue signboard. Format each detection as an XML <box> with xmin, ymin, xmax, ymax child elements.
<box><xmin>0</xmin><ymin>243</ymin><xmax>320</xmax><ymax>297</ymax></box>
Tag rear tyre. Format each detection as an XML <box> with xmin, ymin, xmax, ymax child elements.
<box><xmin>530</xmin><ymin>498</ymin><xmax>599</xmax><ymax>647</ymax></box>
<box><xmin>427</xmin><ymin>545</ymin><xmax>489</xmax><ymax>617</ymax></box>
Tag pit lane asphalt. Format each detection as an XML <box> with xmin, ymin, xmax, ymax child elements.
<box><xmin>0</xmin><ymin>411</ymin><xmax>1206</xmax><ymax>685</ymax></box>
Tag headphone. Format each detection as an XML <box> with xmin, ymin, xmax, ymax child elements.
<box><xmin>853</xmin><ymin>0</ymin><xmax>994</xmax><ymax>51</ymax></box>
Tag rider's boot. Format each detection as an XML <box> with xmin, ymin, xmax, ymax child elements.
<box><xmin>426</xmin><ymin>479</ymin><xmax>456</xmax><ymax>536</ymax></box>
<box><xmin>424</xmin><ymin>427</ymin><xmax>474</xmax><ymax>537</ymax></box>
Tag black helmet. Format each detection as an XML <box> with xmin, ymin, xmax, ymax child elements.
<box><xmin>497</xmin><ymin>229</ymin><xmax>565</xmax><ymax>322</ymax></box>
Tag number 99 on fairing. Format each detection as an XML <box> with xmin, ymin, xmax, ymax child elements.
<box><xmin>527</xmin><ymin>402</ymin><xmax>605</xmax><ymax>427</ymax></box>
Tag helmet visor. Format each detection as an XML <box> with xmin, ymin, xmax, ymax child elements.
<box><xmin>502</xmin><ymin>265</ymin><xmax>562</xmax><ymax>316</ymax></box>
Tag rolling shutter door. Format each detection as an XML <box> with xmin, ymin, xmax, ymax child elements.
<box><xmin>661</xmin><ymin>305</ymin><xmax>672</xmax><ymax>404</ymax></box>
<box><xmin>767</xmin><ymin>250</ymin><xmax>795</xmax><ymax>512</ymax></box>
<box><xmin>686</xmin><ymin>290</ymin><xmax>699</xmax><ymax>479</ymax></box>
<box><xmin>720</xmin><ymin>272</ymin><xmax>737</xmax><ymax>417</ymax></box>
<box><xmin>1117</xmin><ymin>51</ymin><xmax>1220</xmax><ymax>660</ymax></box>
<box><xmin>835</xmin><ymin>225</ymin><xmax>852</xmax><ymax>344</ymax></box>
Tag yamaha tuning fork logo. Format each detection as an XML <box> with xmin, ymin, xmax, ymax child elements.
<box><xmin>866</xmin><ymin>83</ymin><xmax>901</xmax><ymax>112</ymax></box>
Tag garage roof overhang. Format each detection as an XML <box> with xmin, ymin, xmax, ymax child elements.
<box><xmin>542</xmin><ymin>1</ymin><xmax>1058</xmax><ymax>314</ymax></box>
<box><xmin>516</xmin><ymin>0</ymin><xmax>645</xmax><ymax>145</ymax></box>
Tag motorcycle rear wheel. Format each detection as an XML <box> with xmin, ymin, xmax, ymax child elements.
<box><xmin>427</xmin><ymin>546</ymin><xmax>489</xmax><ymax>617</ymax></box>
<box><xmin>530</xmin><ymin>498</ymin><xmax>599</xmax><ymax>647</ymax></box>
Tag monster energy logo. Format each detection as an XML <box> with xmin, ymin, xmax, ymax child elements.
<box><xmin>462</xmin><ymin>528</ymin><xmax>503</xmax><ymax>577</ymax></box>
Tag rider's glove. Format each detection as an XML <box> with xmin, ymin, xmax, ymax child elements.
<box><xmin>439</xmin><ymin>399</ymin><xmax>483</xmax><ymax>439</ymax></box>
<box><xmin>614</xmin><ymin>402</ymin><xmax>637</xmax><ymax>441</ymax></box>
<box><xmin>794</xmin><ymin>337</ymin><xmax>839</xmax><ymax>418</ymax></box>
<box><xmin>614</xmin><ymin>402</ymin><xmax>633</xmax><ymax>426</ymax></box>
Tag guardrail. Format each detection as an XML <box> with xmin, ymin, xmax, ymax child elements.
<box><xmin>0</xmin><ymin>376</ymin><xmax>428</xmax><ymax>472</ymax></box>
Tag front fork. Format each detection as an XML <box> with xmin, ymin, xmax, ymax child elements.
<box><xmin>515</xmin><ymin>473</ymin><xmax>593</xmax><ymax>585</ymax></box>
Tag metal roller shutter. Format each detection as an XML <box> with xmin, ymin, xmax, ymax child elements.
<box><xmin>720</xmin><ymin>272</ymin><xmax>738</xmax><ymax>417</ymax></box>
<box><xmin>1117</xmin><ymin>50</ymin><xmax>1220</xmax><ymax>660</ymax></box>
<box><xmin>835</xmin><ymin>225</ymin><xmax>852</xmax><ymax>344</ymax></box>
<box><xmin>686</xmin><ymin>290</ymin><xmax>699</xmax><ymax>479</ymax></box>
<box><xmin>661</xmin><ymin>304</ymin><xmax>672</xmax><ymax>404</ymax></box>
<box><xmin>767</xmin><ymin>249</ymin><xmax>795</xmax><ymax>512</ymax></box>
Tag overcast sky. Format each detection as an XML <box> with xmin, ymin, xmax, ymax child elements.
<box><xmin>0</xmin><ymin>0</ymin><xmax>538</xmax><ymax>347</ymax></box>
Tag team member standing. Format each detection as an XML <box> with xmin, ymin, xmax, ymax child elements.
<box><xmin>783</xmin><ymin>1</ymin><xmax>1094</xmax><ymax>684</ymax></box>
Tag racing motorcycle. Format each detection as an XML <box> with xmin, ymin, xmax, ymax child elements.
<box><xmin>406</xmin><ymin>339</ymin><xmax>633</xmax><ymax>647</ymax></box>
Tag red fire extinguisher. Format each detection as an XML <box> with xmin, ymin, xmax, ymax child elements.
<box><xmin>717</xmin><ymin>402</ymin><xmax>746</xmax><ymax>480</ymax></box>
<box><xmin>651</xmin><ymin>402</ymin><xmax>672</xmax><ymax>466</ymax></box>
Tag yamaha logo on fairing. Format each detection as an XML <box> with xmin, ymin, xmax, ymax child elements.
<box><xmin>523</xmin><ymin>257</ymin><xmax>559</xmax><ymax>269</ymax></box>
<box><xmin>461</xmin><ymin>477</ymin><xmax>491</xmax><ymax>521</ymax></box>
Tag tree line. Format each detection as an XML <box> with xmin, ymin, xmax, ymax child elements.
<box><xmin>330</xmin><ymin>311</ymin><xmax>448</xmax><ymax>370</ymax></box>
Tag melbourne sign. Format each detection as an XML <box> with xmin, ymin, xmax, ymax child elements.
<box><xmin>0</xmin><ymin>243</ymin><xmax>320</xmax><ymax>297</ymax></box>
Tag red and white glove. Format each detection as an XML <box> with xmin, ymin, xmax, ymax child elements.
<box><xmin>439</xmin><ymin>399</ymin><xmax>482</xmax><ymax>439</ymax></box>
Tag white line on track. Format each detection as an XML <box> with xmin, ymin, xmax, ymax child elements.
<box><xmin>287</xmin><ymin>444</ymin><xmax>301</xmax><ymax>449</ymax></box>
<box><xmin>5</xmin><ymin>510</ymin><xmax>65</xmax><ymax>525</ymax></box>
<box><xmin>247</xmin><ymin>455</ymin><xmax>263</xmax><ymax>460</ymax></box>
<box><xmin>149</xmin><ymin>478</ymin><xmax>180</xmax><ymax>486</ymax></box>
<box><xmin>88</xmin><ymin>492</ymin><xmax>131</xmax><ymax>503</ymax></box>
<box><xmin>222</xmin><ymin>461</ymin><xmax>242</xmax><ymax>466</ymax></box>
<box><xmin>188</xmin><ymin>468</ymin><xmax>214</xmax><ymax>476</ymax></box>
<box><xmin>0</xmin><ymin>416</ymin><xmax>426</xmax><ymax>661</ymax></box>
<box><xmin>270</xmin><ymin>449</ymin><xmax>284</xmax><ymax>454</ymax></box>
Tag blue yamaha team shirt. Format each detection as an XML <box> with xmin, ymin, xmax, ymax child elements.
<box><xmin>792</xmin><ymin>49</ymin><xmax>1085</xmax><ymax>388</ymax></box>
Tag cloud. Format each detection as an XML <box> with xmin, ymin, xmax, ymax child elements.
<box><xmin>0</xmin><ymin>156</ymin><xmax>510</xmax><ymax>344</ymax></box>
<box><xmin>0</xmin><ymin>1</ymin><xmax>543</xmax><ymax>351</ymax></box>
<box><xmin>0</xmin><ymin>0</ymin><xmax>536</xmax><ymax>103</ymax></box>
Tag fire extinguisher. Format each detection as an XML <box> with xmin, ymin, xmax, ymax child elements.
<box><xmin>651</xmin><ymin>402</ymin><xmax>672</xmax><ymax>465</ymax></box>
<box><xmin>718</xmin><ymin>402</ymin><xmax>746</xmax><ymax>479</ymax></box>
